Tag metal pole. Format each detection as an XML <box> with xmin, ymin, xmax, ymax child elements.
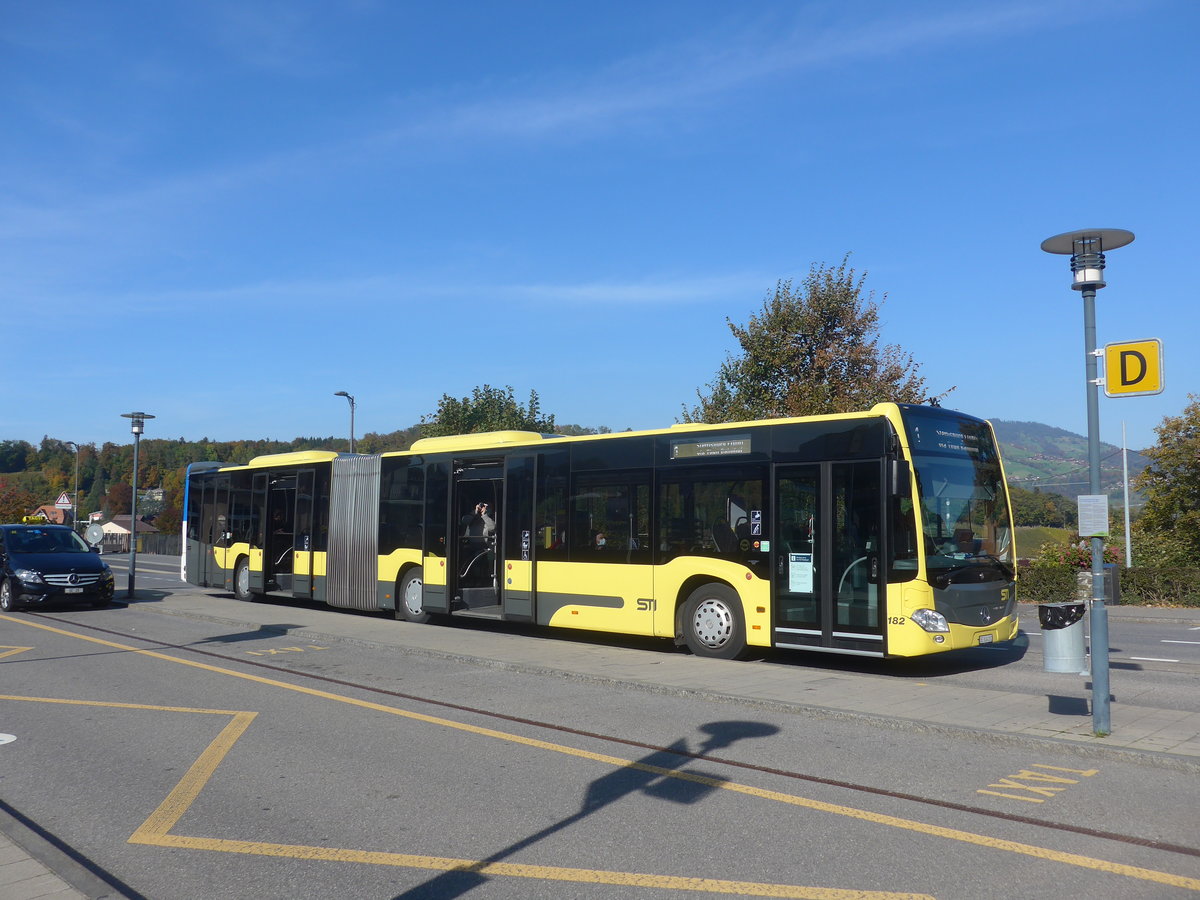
<box><xmin>1082</xmin><ymin>287</ymin><xmax>1111</xmax><ymax>735</ymax></box>
<box><xmin>349</xmin><ymin>399</ymin><xmax>356</xmax><ymax>454</ymax></box>
<box><xmin>129</xmin><ymin>431</ymin><xmax>139</xmax><ymax>599</ymax></box>
<box><xmin>1122</xmin><ymin>422</ymin><xmax>1132</xmax><ymax>567</ymax></box>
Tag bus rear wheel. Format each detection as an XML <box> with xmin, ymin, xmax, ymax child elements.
<box><xmin>233</xmin><ymin>558</ymin><xmax>254</xmax><ymax>602</ymax></box>
<box><xmin>681</xmin><ymin>584</ymin><xmax>749</xmax><ymax>660</ymax></box>
<box><xmin>395</xmin><ymin>568</ymin><xmax>431</xmax><ymax>624</ymax></box>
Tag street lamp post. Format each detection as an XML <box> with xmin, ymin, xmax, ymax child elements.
<box><xmin>334</xmin><ymin>391</ymin><xmax>356</xmax><ymax>453</ymax></box>
<box><xmin>64</xmin><ymin>441</ymin><xmax>80</xmax><ymax>531</ymax></box>
<box><xmin>120</xmin><ymin>411</ymin><xmax>155</xmax><ymax>599</ymax></box>
<box><xmin>1040</xmin><ymin>228</ymin><xmax>1134</xmax><ymax>736</ymax></box>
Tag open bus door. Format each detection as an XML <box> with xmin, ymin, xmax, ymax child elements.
<box><xmin>449</xmin><ymin>459</ymin><xmax>504</xmax><ymax>614</ymax></box>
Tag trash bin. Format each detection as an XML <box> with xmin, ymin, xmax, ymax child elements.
<box><xmin>1039</xmin><ymin>601</ymin><xmax>1087</xmax><ymax>673</ymax></box>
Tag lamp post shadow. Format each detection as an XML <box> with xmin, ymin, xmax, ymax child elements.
<box><xmin>392</xmin><ymin>720</ymin><xmax>779</xmax><ymax>900</ymax></box>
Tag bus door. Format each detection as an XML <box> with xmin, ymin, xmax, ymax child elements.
<box><xmin>199</xmin><ymin>475</ymin><xmax>230</xmax><ymax>588</ymax></box>
<box><xmin>773</xmin><ymin>461</ymin><xmax>884</xmax><ymax>653</ymax></box>
<box><xmin>264</xmin><ymin>473</ymin><xmax>297</xmax><ymax>593</ymax></box>
<box><xmin>248</xmin><ymin>472</ymin><xmax>268</xmax><ymax>593</ymax></box>
<box><xmin>450</xmin><ymin>460</ymin><xmax>504</xmax><ymax>612</ymax></box>
<box><xmin>501</xmin><ymin>454</ymin><xmax>536</xmax><ymax>621</ymax></box>
<box><xmin>291</xmin><ymin>468</ymin><xmax>315</xmax><ymax>598</ymax></box>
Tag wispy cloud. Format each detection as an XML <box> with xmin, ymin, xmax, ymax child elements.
<box><xmin>0</xmin><ymin>1</ymin><xmax>1121</xmax><ymax>250</ymax></box>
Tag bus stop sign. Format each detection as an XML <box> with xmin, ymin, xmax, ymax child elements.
<box><xmin>1104</xmin><ymin>338</ymin><xmax>1163</xmax><ymax>397</ymax></box>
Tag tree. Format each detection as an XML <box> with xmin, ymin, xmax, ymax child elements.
<box><xmin>684</xmin><ymin>258</ymin><xmax>952</xmax><ymax>423</ymax></box>
<box><xmin>1132</xmin><ymin>394</ymin><xmax>1200</xmax><ymax>567</ymax></box>
<box><xmin>0</xmin><ymin>440</ymin><xmax>33</xmax><ymax>473</ymax></box>
<box><xmin>420</xmin><ymin>385</ymin><xmax>555</xmax><ymax>438</ymax></box>
<box><xmin>0</xmin><ymin>479</ymin><xmax>38</xmax><ymax>523</ymax></box>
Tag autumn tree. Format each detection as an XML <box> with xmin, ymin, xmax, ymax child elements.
<box><xmin>420</xmin><ymin>385</ymin><xmax>555</xmax><ymax>438</ymax></box>
<box><xmin>0</xmin><ymin>479</ymin><xmax>38</xmax><ymax>523</ymax></box>
<box><xmin>1132</xmin><ymin>394</ymin><xmax>1200</xmax><ymax>566</ymax></box>
<box><xmin>684</xmin><ymin>258</ymin><xmax>951</xmax><ymax>423</ymax></box>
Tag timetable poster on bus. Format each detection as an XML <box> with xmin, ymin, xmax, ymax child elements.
<box><xmin>788</xmin><ymin>553</ymin><xmax>814</xmax><ymax>593</ymax></box>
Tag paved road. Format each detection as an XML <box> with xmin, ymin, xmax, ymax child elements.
<box><xmin>3</xmin><ymin>554</ymin><xmax>1198</xmax><ymax>898</ymax></box>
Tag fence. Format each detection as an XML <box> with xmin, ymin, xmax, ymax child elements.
<box><xmin>100</xmin><ymin>533</ymin><xmax>181</xmax><ymax>557</ymax></box>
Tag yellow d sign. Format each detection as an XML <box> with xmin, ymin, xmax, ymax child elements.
<box><xmin>1104</xmin><ymin>338</ymin><xmax>1163</xmax><ymax>397</ymax></box>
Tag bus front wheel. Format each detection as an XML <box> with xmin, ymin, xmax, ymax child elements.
<box><xmin>233</xmin><ymin>558</ymin><xmax>254</xmax><ymax>602</ymax></box>
<box><xmin>395</xmin><ymin>568</ymin><xmax>431</xmax><ymax>624</ymax></box>
<box><xmin>681</xmin><ymin>584</ymin><xmax>748</xmax><ymax>660</ymax></box>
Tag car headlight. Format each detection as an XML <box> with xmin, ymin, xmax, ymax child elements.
<box><xmin>14</xmin><ymin>568</ymin><xmax>45</xmax><ymax>586</ymax></box>
<box><xmin>911</xmin><ymin>608</ymin><xmax>950</xmax><ymax>633</ymax></box>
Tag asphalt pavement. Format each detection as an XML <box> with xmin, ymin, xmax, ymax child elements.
<box><xmin>4</xmin><ymin>558</ymin><xmax>1199</xmax><ymax>898</ymax></box>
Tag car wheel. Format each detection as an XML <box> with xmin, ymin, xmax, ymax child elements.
<box><xmin>233</xmin><ymin>558</ymin><xmax>254</xmax><ymax>601</ymax></box>
<box><xmin>681</xmin><ymin>583</ymin><xmax>749</xmax><ymax>660</ymax></box>
<box><xmin>0</xmin><ymin>580</ymin><xmax>15</xmax><ymax>612</ymax></box>
<box><xmin>395</xmin><ymin>568</ymin><xmax>431</xmax><ymax>623</ymax></box>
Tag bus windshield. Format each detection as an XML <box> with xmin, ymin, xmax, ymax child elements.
<box><xmin>902</xmin><ymin>409</ymin><xmax>1013</xmax><ymax>585</ymax></box>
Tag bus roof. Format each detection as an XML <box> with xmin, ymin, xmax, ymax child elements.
<box><xmin>408</xmin><ymin>431</ymin><xmax>562</xmax><ymax>453</ymax></box>
<box><xmin>245</xmin><ymin>450</ymin><xmax>341</xmax><ymax>468</ymax></box>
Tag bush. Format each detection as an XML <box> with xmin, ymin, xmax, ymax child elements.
<box><xmin>1121</xmin><ymin>568</ymin><xmax>1200</xmax><ymax>607</ymax></box>
<box><xmin>1017</xmin><ymin>565</ymin><xmax>1078</xmax><ymax>605</ymax></box>
<box><xmin>1037</xmin><ymin>541</ymin><xmax>1122</xmax><ymax>569</ymax></box>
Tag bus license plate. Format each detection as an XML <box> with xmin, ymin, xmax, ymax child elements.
<box><xmin>978</xmin><ymin>634</ymin><xmax>993</xmax><ymax>644</ymax></box>
<box><xmin>65</xmin><ymin>587</ymin><xmax>83</xmax><ymax>594</ymax></box>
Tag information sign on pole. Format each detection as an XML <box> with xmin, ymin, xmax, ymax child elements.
<box><xmin>1077</xmin><ymin>494</ymin><xmax>1110</xmax><ymax>538</ymax></box>
<box><xmin>1103</xmin><ymin>338</ymin><xmax>1163</xmax><ymax>397</ymax></box>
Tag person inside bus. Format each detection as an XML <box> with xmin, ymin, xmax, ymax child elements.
<box><xmin>462</xmin><ymin>502</ymin><xmax>496</xmax><ymax>540</ymax></box>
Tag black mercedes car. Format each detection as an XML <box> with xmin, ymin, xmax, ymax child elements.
<box><xmin>0</xmin><ymin>523</ymin><xmax>115</xmax><ymax>611</ymax></box>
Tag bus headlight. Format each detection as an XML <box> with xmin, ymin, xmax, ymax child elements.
<box><xmin>911</xmin><ymin>608</ymin><xmax>950</xmax><ymax>633</ymax></box>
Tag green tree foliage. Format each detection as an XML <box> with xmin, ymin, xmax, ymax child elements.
<box><xmin>1008</xmin><ymin>485</ymin><xmax>1076</xmax><ymax>527</ymax></box>
<box><xmin>420</xmin><ymin>385</ymin><xmax>555</xmax><ymax>438</ymax></box>
<box><xmin>1132</xmin><ymin>394</ymin><xmax>1200</xmax><ymax>567</ymax></box>
<box><xmin>684</xmin><ymin>259</ymin><xmax>951</xmax><ymax>423</ymax></box>
<box><xmin>0</xmin><ymin>440</ymin><xmax>34</xmax><ymax>473</ymax></box>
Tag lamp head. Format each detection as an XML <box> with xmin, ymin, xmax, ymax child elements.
<box><xmin>1040</xmin><ymin>228</ymin><xmax>1134</xmax><ymax>291</ymax></box>
<box><xmin>121</xmin><ymin>411</ymin><xmax>155</xmax><ymax>435</ymax></box>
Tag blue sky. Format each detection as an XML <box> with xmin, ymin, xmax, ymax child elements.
<box><xmin>2</xmin><ymin>0</ymin><xmax>1195</xmax><ymax>453</ymax></box>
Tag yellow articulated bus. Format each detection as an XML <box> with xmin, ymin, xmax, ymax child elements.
<box><xmin>182</xmin><ymin>403</ymin><xmax>1017</xmax><ymax>660</ymax></box>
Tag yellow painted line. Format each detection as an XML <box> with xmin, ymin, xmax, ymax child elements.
<box><xmin>141</xmin><ymin>833</ymin><xmax>930</xmax><ymax>899</ymax></box>
<box><xmin>3</xmin><ymin>701</ymin><xmax>920</xmax><ymax>899</ymax></box>
<box><xmin>6</xmin><ymin>614</ymin><xmax>1200</xmax><ymax>893</ymax></box>
<box><xmin>0</xmin><ymin>645</ymin><xmax>34</xmax><ymax>660</ymax></box>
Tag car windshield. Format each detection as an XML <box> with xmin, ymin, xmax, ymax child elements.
<box><xmin>4</xmin><ymin>527</ymin><xmax>90</xmax><ymax>554</ymax></box>
<box><xmin>902</xmin><ymin>408</ymin><xmax>1014</xmax><ymax>582</ymax></box>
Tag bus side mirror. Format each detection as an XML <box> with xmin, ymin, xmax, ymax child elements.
<box><xmin>891</xmin><ymin>460</ymin><xmax>911</xmax><ymax>497</ymax></box>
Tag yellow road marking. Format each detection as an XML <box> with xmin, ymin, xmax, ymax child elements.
<box><xmin>5</xmin><ymin>614</ymin><xmax>1200</xmax><ymax>893</ymax></box>
<box><xmin>0</xmin><ymin>645</ymin><xmax>34</xmax><ymax>660</ymax></box>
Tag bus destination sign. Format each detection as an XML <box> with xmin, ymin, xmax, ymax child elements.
<box><xmin>671</xmin><ymin>435</ymin><xmax>752</xmax><ymax>459</ymax></box>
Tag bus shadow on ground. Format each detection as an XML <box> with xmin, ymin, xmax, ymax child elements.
<box><xmin>390</xmin><ymin>720</ymin><xmax>779</xmax><ymax>900</ymax></box>
<box><xmin>201</xmin><ymin>590</ymin><xmax>1029</xmax><ymax>676</ymax></box>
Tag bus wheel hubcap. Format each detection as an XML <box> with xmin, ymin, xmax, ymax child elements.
<box><xmin>404</xmin><ymin>579</ymin><xmax>423</xmax><ymax>615</ymax></box>
<box><xmin>693</xmin><ymin>598</ymin><xmax>732</xmax><ymax>648</ymax></box>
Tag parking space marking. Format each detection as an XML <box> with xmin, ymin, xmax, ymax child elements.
<box><xmin>0</xmin><ymin>645</ymin><xmax>34</xmax><ymax>660</ymax></box>
<box><xmin>978</xmin><ymin>764</ymin><xmax>1099</xmax><ymax>804</ymax></box>
<box><xmin>5</xmin><ymin>614</ymin><xmax>1200</xmax><ymax>894</ymax></box>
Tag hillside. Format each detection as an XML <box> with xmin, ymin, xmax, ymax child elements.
<box><xmin>990</xmin><ymin>419</ymin><xmax>1149</xmax><ymax>503</ymax></box>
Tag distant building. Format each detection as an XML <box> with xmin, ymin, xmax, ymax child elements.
<box><xmin>30</xmin><ymin>505</ymin><xmax>70</xmax><ymax>525</ymax></box>
<box><xmin>100</xmin><ymin>515</ymin><xmax>160</xmax><ymax>553</ymax></box>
